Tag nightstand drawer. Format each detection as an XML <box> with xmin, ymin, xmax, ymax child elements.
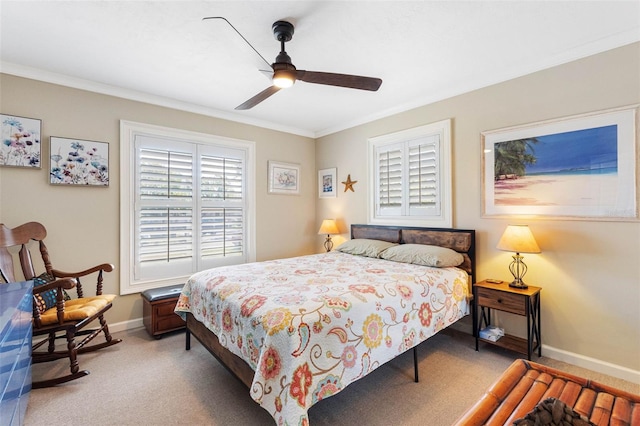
<box><xmin>477</xmin><ymin>287</ymin><xmax>526</xmax><ymax>315</ymax></box>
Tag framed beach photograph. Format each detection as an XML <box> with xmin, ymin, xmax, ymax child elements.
<box><xmin>0</xmin><ymin>113</ymin><xmax>42</xmax><ymax>168</ymax></box>
<box><xmin>50</xmin><ymin>136</ymin><xmax>109</xmax><ymax>186</ymax></box>
<box><xmin>268</xmin><ymin>160</ymin><xmax>300</xmax><ymax>195</ymax></box>
<box><xmin>318</xmin><ymin>167</ymin><xmax>337</xmax><ymax>198</ymax></box>
<box><xmin>482</xmin><ymin>106</ymin><xmax>638</xmax><ymax>220</ymax></box>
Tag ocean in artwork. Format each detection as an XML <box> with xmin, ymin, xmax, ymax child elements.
<box><xmin>494</xmin><ymin>125</ymin><xmax>618</xmax><ymax>206</ymax></box>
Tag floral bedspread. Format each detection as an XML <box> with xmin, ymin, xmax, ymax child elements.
<box><xmin>175</xmin><ymin>251</ymin><xmax>471</xmax><ymax>425</ymax></box>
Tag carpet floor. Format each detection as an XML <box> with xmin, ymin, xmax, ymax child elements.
<box><xmin>24</xmin><ymin>326</ymin><xmax>639</xmax><ymax>425</ymax></box>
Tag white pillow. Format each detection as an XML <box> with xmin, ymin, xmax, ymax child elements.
<box><xmin>335</xmin><ymin>239</ymin><xmax>398</xmax><ymax>258</ymax></box>
<box><xmin>379</xmin><ymin>244</ymin><xmax>464</xmax><ymax>267</ymax></box>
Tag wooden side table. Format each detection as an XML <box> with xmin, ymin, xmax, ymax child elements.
<box><xmin>474</xmin><ymin>279</ymin><xmax>541</xmax><ymax>360</ymax></box>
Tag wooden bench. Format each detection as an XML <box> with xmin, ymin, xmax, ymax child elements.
<box><xmin>454</xmin><ymin>359</ymin><xmax>640</xmax><ymax>425</ymax></box>
<box><xmin>141</xmin><ymin>285</ymin><xmax>185</xmax><ymax>338</ymax></box>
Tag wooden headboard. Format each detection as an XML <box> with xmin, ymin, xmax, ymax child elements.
<box><xmin>351</xmin><ymin>224</ymin><xmax>476</xmax><ymax>284</ymax></box>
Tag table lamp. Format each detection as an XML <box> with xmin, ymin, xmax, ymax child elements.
<box><xmin>318</xmin><ymin>219</ymin><xmax>339</xmax><ymax>252</ymax></box>
<box><xmin>496</xmin><ymin>225</ymin><xmax>541</xmax><ymax>289</ymax></box>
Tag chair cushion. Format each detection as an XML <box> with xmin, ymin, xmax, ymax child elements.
<box><xmin>37</xmin><ymin>294</ymin><xmax>116</xmax><ymax>326</ymax></box>
<box><xmin>33</xmin><ymin>273</ymin><xmax>71</xmax><ymax>314</ymax></box>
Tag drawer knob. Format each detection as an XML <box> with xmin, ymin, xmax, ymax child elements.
<box><xmin>497</xmin><ymin>299</ymin><xmax>503</xmax><ymax>303</ymax></box>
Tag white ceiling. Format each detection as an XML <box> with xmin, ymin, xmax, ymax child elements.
<box><xmin>1</xmin><ymin>1</ymin><xmax>639</xmax><ymax>138</ymax></box>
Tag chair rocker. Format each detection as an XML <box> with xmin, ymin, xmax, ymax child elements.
<box><xmin>0</xmin><ymin>221</ymin><xmax>121</xmax><ymax>388</ymax></box>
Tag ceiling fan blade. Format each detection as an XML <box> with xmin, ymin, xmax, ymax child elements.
<box><xmin>203</xmin><ymin>17</ymin><xmax>272</xmax><ymax>69</ymax></box>
<box><xmin>259</xmin><ymin>69</ymin><xmax>274</xmax><ymax>80</ymax></box>
<box><xmin>235</xmin><ymin>86</ymin><xmax>281</xmax><ymax>110</ymax></box>
<box><xmin>296</xmin><ymin>71</ymin><xmax>382</xmax><ymax>91</ymax></box>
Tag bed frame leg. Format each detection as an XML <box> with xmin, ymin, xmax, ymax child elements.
<box><xmin>414</xmin><ymin>346</ymin><xmax>419</xmax><ymax>383</ymax></box>
<box><xmin>186</xmin><ymin>329</ymin><xmax>191</xmax><ymax>350</ymax></box>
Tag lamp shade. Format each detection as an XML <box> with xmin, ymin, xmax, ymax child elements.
<box><xmin>318</xmin><ymin>219</ymin><xmax>339</xmax><ymax>235</ymax></box>
<box><xmin>496</xmin><ymin>225</ymin><xmax>541</xmax><ymax>254</ymax></box>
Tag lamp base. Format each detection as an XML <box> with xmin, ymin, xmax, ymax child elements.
<box><xmin>509</xmin><ymin>280</ymin><xmax>528</xmax><ymax>289</ymax></box>
<box><xmin>323</xmin><ymin>235</ymin><xmax>333</xmax><ymax>252</ymax></box>
<box><xmin>508</xmin><ymin>253</ymin><xmax>529</xmax><ymax>289</ymax></box>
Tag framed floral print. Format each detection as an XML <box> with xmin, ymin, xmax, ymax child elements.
<box><xmin>50</xmin><ymin>136</ymin><xmax>109</xmax><ymax>186</ymax></box>
<box><xmin>0</xmin><ymin>113</ymin><xmax>42</xmax><ymax>168</ymax></box>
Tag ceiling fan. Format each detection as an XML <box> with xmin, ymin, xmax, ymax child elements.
<box><xmin>205</xmin><ymin>18</ymin><xmax>382</xmax><ymax>110</ymax></box>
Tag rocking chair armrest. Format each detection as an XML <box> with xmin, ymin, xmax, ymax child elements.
<box><xmin>32</xmin><ymin>277</ymin><xmax>77</xmax><ymax>294</ymax></box>
<box><xmin>32</xmin><ymin>277</ymin><xmax>77</xmax><ymax>326</ymax></box>
<box><xmin>51</xmin><ymin>263</ymin><xmax>115</xmax><ymax>278</ymax></box>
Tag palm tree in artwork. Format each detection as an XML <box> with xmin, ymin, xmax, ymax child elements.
<box><xmin>494</xmin><ymin>138</ymin><xmax>539</xmax><ymax>180</ymax></box>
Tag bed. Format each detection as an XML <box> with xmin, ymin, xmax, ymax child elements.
<box><xmin>175</xmin><ymin>224</ymin><xmax>476</xmax><ymax>424</ymax></box>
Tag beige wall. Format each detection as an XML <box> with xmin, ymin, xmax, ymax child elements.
<box><xmin>0</xmin><ymin>74</ymin><xmax>316</xmax><ymax>328</ymax></box>
<box><xmin>317</xmin><ymin>43</ymin><xmax>640</xmax><ymax>375</ymax></box>
<box><xmin>1</xmin><ymin>42</ymin><xmax>638</xmax><ymax>379</ymax></box>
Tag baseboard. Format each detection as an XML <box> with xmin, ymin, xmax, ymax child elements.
<box><xmin>542</xmin><ymin>344</ymin><xmax>640</xmax><ymax>384</ymax></box>
<box><xmin>451</xmin><ymin>319</ymin><xmax>639</xmax><ymax>384</ymax></box>
<box><xmin>110</xmin><ymin>318</ymin><xmax>144</xmax><ymax>334</ymax></box>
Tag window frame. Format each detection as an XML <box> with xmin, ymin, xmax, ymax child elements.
<box><xmin>367</xmin><ymin>119</ymin><xmax>453</xmax><ymax>227</ymax></box>
<box><xmin>119</xmin><ymin>120</ymin><xmax>256</xmax><ymax>295</ymax></box>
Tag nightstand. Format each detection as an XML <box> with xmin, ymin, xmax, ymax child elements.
<box><xmin>474</xmin><ymin>279</ymin><xmax>541</xmax><ymax>360</ymax></box>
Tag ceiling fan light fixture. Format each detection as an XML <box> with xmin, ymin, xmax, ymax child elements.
<box><xmin>272</xmin><ymin>69</ymin><xmax>296</xmax><ymax>88</ymax></box>
<box><xmin>233</xmin><ymin>19</ymin><xmax>382</xmax><ymax>110</ymax></box>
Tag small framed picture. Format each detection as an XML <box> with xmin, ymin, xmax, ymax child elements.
<box><xmin>318</xmin><ymin>167</ymin><xmax>337</xmax><ymax>198</ymax></box>
<box><xmin>268</xmin><ymin>160</ymin><xmax>300</xmax><ymax>195</ymax></box>
<box><xmin>0</xmin><ymin>113</ymin><xmax>42</xmax><ymax>168</ymax></box>
<box><xmin>50</xmin><ymin>136</ymin><xmax>109</xmax><ymax>186</ymax></box>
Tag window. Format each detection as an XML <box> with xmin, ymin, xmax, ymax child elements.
<box><xmin>368</xmin><ymin>119</ymin><xmax>452</xmax><ymax>227</ymax></box>
<box><xmin>120</xmin><ymin>121</ymin><xmax>255</xmax><ymax>295</ymax></box>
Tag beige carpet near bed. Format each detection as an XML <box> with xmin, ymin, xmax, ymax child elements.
<box><xmin>25</xmin><ymin>326</ymin><xmax>638</xmax><ymax>426</ymax></box>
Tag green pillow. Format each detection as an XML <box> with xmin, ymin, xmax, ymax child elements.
<box><xmin>380</xmin><ymin>244</ymin><xmax>464</xmax><ymax>267</ymax></box>
<box><xmin>335</xmin><ymin>239</ymin><xmax>398</xmax><ymax>258</ymax></box>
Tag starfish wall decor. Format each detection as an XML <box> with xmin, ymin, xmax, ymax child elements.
<box><xmin>342</xmin><ymin>174</ymin><xmax>357</xmax><ymax>192</ymax></box>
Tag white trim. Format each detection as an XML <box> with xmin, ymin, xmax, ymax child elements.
<box><xmin>109</xmin><ymin>318</ymin><xmax>144</xmax><ymax>334</ymax></box>
<box><xmin>119</xmin><ymin>120</ymin><xmax>256</xmax><ymax>295</ymax></box>
<box><xmin>315</xmin><ymin>31</ymin><xmax>640</xmax><ymax>137</ymax></box>
<box><xmin>542</xmin><ymin>343</ymin><xmax>640</xmax><ymax>384</ymax></box>
<box><xmin>368</xmin><ymin>119</ymin><xmax>452</xmax><ymax>227</ymax></box>
<box><xmin>1</xmin><ymin>62</ymin><xmax>314</xmax><ymax>138</ymax></box>
<box><xmin>4</xmin><ymin>25</ymin><xmax>638</xmax><ymax>140</ymax></box>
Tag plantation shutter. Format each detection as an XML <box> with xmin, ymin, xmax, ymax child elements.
<box><xmin>376</xmin><ymin>143</ymin><xmax>403</xmax><ymax>216</ymax></box>
<box><xmin>368</xmin><ymin>119</ymin><xmax>451</xmax><ymax>227</ymax></box>
<box><xmin>200</xmin><ymin>154</ymin><xmax>244</xmax><ymax>264</ymax></box>
<box><xmin>374</xmin><ymin>135</ymin><xmax>441</xmax><ymax>217</ymax></box>
<box><xmin>134</xmin><ymin>136</ymin><xmax>248</xmax><ymax>281</ymax></box>
<box><xmin>135</xmin><ymin>141</ymin><xmax>195</xmax><ymax>280</ymax></box>
<box><xmin>408</xmin><ymin>135</ymin><xmax>440</xmax><ymax>216</ymax></box>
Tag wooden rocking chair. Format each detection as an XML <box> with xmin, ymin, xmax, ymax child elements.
<box><xmin>0</xmin><ymin>221</ymin><xmax>121</xmax><ymax>388</ymax></box>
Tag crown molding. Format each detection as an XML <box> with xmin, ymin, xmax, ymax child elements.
<box><xmin>0</xmin><ymin>62</ymin><xmax>315</xmax><ymax>139</ymax></box>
